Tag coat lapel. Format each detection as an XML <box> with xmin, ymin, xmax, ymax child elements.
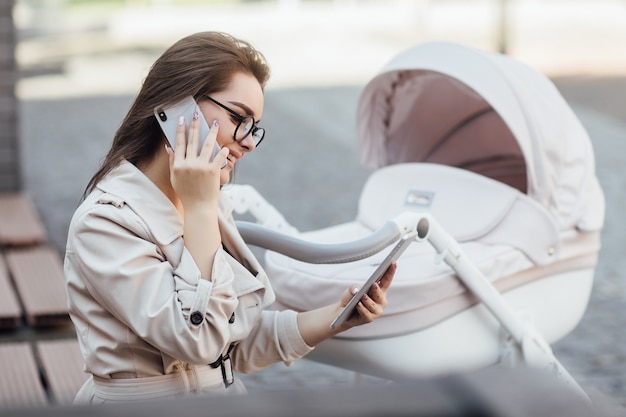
<box><xmin>218</xmin><ymin>193</ymin><xmax>276</xmax><ymax>307</ymax></box>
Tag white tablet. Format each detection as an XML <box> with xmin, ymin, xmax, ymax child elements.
<box><xmin>330</xmin><ymin>229</ymin><xmax>417</xmax><ymax>330</ymax></box>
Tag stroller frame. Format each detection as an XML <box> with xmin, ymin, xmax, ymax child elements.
<box><xmin>224</xmin><ymin>184</ymin><xmax>590</xmax><ymax>402</ymax></box>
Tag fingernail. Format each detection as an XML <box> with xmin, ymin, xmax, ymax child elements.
<box><xmin>212</xmin><ymin>120</ymin><xmax>219</xmax><ymax>127</ymax></box>
<box><xmin>192</xmin><ymin>111</ymin><xmax>198</xmax><ymax>121</ymax></box>
<box><xmin>372</xmin><ymin>282</ymin><xmax>379</xmax><ymax>290</ymax></box>
<box><xmin>178</xmin><ymin>116</ymin><xmax>184</xmax><ymax>126</ymax></box>
<box><xmin>351</xmin><ymin>287</ymin><xmax>359</xmax><ymax>295</ymax></box>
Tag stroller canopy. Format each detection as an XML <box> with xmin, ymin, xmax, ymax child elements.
<box><xmin>357</xmin><ymin>41</ymin><xmax>604</xmax><ymax>233</ymax></box>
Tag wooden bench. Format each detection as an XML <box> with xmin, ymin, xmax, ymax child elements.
<box><xmin>0</xmin><ymin>194</ymin><xmax>80</xmax><ymax>408</ymax></box>
<box><xmin>0</xmin><ymin>193</ymin><xmax>47</xmax><ymax>246</ymax></box>
<box><xmin>0</xmin><ymin>342</ymin><xmax>48</xmax><ymax>409</ymax></box>
<box><xmin>5</xmin><ymin>246</ymin><xmax>70</xmax><ymax>327</ymax></box>
<box><xmin>0</xmin><ymin>192</ymin><xmax>70</xmax><ymax>328</ymax></box>
<box><xmin>36</xmin><ymin>339</ymin><xmax>88</xmax><ymax>405</ymax></box>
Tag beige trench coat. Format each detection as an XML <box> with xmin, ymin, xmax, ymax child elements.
<box><xmin>64</xmin><ymin>161</ymin><xmax>313</xmax><ymax>403</ymax></box>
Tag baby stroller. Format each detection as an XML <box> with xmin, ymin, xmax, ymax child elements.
<box><xmin>225</xmin><ymin>41</ymin><xmax>604</xmax><ymax>400</ymax></box>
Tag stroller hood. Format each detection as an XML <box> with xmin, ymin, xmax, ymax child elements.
<box><xmin>357</xmin><ymin>41</ymin><xmax>604</xmax><ymax>232</ymax></box>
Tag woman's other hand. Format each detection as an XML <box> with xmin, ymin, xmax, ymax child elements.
<box><xmin>337</xmin><ymin>263</ymin><xmax>396</xmax><ymax>331</ymax></box>
<box><xmin>296</xmin><ymin>263</ymin><xmax>396</xmax><ymax>347</ymax></box>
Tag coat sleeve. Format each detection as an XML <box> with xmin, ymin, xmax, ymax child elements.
<box><xmin>66</xmin><ymin>203</ymin><xmax>238</xmax><ymax>365</ymax></box>
<box><xmin>229</xmin><ymin>309</ymin><xmax>314</xmax><ymax>373</ymax></box>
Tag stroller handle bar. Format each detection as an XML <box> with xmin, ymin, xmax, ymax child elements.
<box><xmin>236</xmin><ymin>213</ymin><xmax>428</xmax><ymax>264</ymax></box>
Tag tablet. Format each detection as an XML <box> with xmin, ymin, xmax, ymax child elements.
<box><xmin>330</xmin><ymin>229</ymin><xmax>417</xmax><ymax>329</ymax></box>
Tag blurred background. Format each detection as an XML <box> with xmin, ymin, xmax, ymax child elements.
<box><xmin>13</xmin><ymin>0</ymin><xmax>626</xmax><ymax>98</ymax></box>
<box><xmin>3</xmin><ymin>0</ymin><xmax>626</xmax><ymax>415</ymax></box>
<box><xmin>11</xmin><ymin>0</ymin><xmax>626</xmax><ymax>247</ymax></box>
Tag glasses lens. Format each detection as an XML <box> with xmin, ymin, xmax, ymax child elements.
<box><xmin>252</xmin><ymin>128</ymin><xmax>265</xmax><ymax>146</ymax></box>
<box><xmin>235</xmin><ymin>117</ymin><xmax>254</xmax><ymax>141</ymax></box>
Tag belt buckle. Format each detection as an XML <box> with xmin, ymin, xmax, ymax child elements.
<box><xmin>209</xmin><ymin>353</ymin><xmax>234</xmax><ymax>388</ymax></box>
<box><xmin>222</xmin><ymin>353</ymin><xmax>234</xmax><ymax>388</ymax></box>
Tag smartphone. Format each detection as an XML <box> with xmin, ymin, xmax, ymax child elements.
<box><xmin>154</xmin><ymin>96</ymin><xmax>222</xmax><ymax>163</ymax></box>
<box><xmin>330</xmin><ymin>229</ymin><xmax>417</xmax><ymax>330</ymax></box>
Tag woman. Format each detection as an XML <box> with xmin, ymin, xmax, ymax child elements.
<box><xmin>64</xmin><ymin>31</ymin><xmax>396</xmax><ymax>404</ymax></box>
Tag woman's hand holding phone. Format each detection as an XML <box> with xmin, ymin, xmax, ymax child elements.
<box><xmin>165</xmin><ymin>112</ymin><xmax>229</xmax><ymax>279</ymax></box>
<box><xmin>157</xmin><ymin>96</ymin><xmax>228</xmax><ymax>276</ymax></box>
<box><xmin>165</xmin><ymin>113</ymin><xmax>229</xmax><ymax>209</ymax></box>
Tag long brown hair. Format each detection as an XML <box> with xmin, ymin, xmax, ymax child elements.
<box><xmin>82</xmin><ymin>31</ymin><xmax>270</xmax><ymax>199</ymax></box>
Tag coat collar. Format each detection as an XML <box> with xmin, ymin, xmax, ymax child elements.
<box><xmin>95</xmin><ymin>161</ymin><xmax>276</xmax><ymax>305</ymax></box>
<box><xmin>96</xmin><ymin>161</ymin><xmax>183</xmax><ymax>245</ymax></box>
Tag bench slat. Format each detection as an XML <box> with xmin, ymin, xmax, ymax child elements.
<box><xmin>5</xmin><ymin>246</ymin><xmax>69</xmax><ymax>327</ymax></box>
<box><xmin>0</xmin><ymin>255</ymin><xmax>22</xmax><ymax>329</ymax></box>
<box><xmin>37</xmin><ymin>339</ymin><xmax>88</xmax><ymax>405</ymax></box>
<box><xmin>0</xmin><ymin>343</ymin><xmax>48</xmax><ymax>409</ymax></box>
<box><xmin>0</xmin><ymin>193</ymin><xmax>47</xmax><ymax>246</ymax></box>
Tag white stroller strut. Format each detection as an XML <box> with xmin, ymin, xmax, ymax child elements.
<box><xmin>404</xmin><ymin>214</ymin><xmax>589</xmax><ymax>402</ymax></box>
<box><xmin>225</xmin><ymin>184</ymin><xmax>590</xmax><ymax>402</ymax></box>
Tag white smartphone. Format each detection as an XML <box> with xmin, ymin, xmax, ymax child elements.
<box><xmin>154</xmin><ymin>96</ymin><xmax>222</xmax><ymax>163</ymax></box>
<box><xmin>330</xmin><ymin>229</ymin><xmax>417</xmax><ymax>330</ymax></box>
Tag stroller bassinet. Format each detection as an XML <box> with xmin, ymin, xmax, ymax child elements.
<box><xmin>247</xmin><ymin>41</ymin><xmax>605</xmax><ymax>380</ymax></box>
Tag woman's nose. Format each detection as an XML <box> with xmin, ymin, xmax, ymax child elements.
<box><xmin>239</xmin><ymin>134</ymin><xmax>256</xmax><ymax>152</ymax></box>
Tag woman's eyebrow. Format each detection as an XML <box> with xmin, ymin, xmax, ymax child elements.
<box><xmin>229</xmin><ymin>101</ymin><xmax>260</xmax><ymax>122</ymax></box>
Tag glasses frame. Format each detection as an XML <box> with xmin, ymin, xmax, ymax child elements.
<box><xmin>205</xmin><ymin>96</ymin><xmax>265</xmax><ymax>146</ymax></box>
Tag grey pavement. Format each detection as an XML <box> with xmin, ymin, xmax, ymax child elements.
<box><xmin>11</xmin><ymin>1</ymin><xmax>626</xmax><ymax>415</ymax></box>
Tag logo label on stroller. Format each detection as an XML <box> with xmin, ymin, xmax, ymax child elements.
<box><xmin>405</xmin><ymin>190</ymin><xmax>435</xmax><ymax>208</ymax></box>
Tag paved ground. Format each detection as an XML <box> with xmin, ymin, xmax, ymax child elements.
<box><xmin>9</xmin><ymin>1</ymin><xmax>626</xmax><ymax>415</ymax></box>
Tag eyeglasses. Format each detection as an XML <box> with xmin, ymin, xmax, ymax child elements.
<box><xmin>205</xmin><ymin>96</ymin><xmax>265</xmax><ymax>146</ymax></box>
